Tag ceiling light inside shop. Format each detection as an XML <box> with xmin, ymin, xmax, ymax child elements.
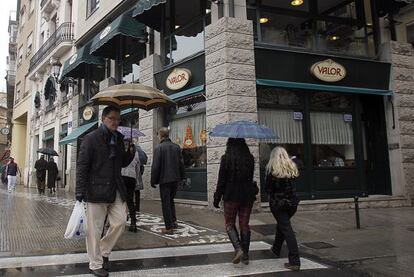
<box><xmin>175</xmin><ymin>25</ymin><xmax>180</xmax><ymax>29</ymax></box>
<box><xmin>125</xmin><ymin>54</ymin><xmax>130</xmax><ymax>58</ymax></box>
<box><xmin>329</xmin><ymin>35</ymin><xmax>340</xmax><ymax>41</ymax></box>
<box><xmin>206</xmin><ymin>8</ymin><xmax>211</xmax><ymax>14</ymax></box>
<box><xmin>291</xmin><ymin>0</ymin><xmax>304</xmax><ymax>6</ymax></box>
<box><xmin>259</xmin><ymin>17</ymin><xmax>269</xmax><ymax>24</ymax></box>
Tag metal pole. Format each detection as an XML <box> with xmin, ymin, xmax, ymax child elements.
<box><xmin>354</xmin><ymin>196</ymin><xmax>361</xmax><ymax>229</ymax></box>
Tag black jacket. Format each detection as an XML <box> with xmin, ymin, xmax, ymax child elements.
<box><xmin>151</xmin><ymin>138</ymin><xmax>185</xmax><ymax>185</ymax></box>
<box><xmin>35</xmin><ymin>159</ymin><xmax>47</xmax><ymax>180</ymax></box>
<box><xmin>265</xmin><ymin>174</ymin><xmax>299</xmax><ymax>206</ymax></box>
<box><xmin>76</xmin><ymin>125</ymin><xmax>134</xmax><ymax>203</ymax></box>
<box><xmin>215</xmin><ymin>154</ymin><xmax>256</xmax><ymax>203</ymax></box>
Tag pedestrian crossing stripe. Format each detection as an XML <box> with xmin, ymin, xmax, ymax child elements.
<box><xmin>64</xmin><ymin>258</ymin><xmax>327</xmax><ymax>277</ymax></box>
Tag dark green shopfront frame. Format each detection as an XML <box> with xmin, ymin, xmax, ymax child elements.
<box><xmin>257</xmin><ymin>80</ymin><xmax>392</xmax><ymax>201</ymax></box>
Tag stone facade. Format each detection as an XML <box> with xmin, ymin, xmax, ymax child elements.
<box><xmin>382</xmin><ymin>41</ymin><xmax>414</xmax><ymax>204</ymax></box>
<box><xmin>205</xmin><ymin>17</ymin><xmax>260</xmax><ymax>210</ymax></box>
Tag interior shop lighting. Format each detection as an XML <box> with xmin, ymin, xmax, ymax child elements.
<box><xmin>291</xmin><ymin>0</ymin><xmax>304</xmax><ymax>6</ymax></box>
<box><xmin>259</xmin><ymin>17</ymin><xmax>269</xmax><ymax>24</ymax></box>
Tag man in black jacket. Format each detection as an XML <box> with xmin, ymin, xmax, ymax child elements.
<box><xmin>151</xmin><ymin>127</ymin><xmax>185</xmax><ymax>235</ymax></box>
<box><xmin>76</xmin><ymin>106</ymin><xmax>134</xmax><ymax>277</ymax></box>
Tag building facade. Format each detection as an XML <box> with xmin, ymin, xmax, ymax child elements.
<box><xmin>11</xmin><ymin>0</ymin><xmax>414</xmax><ymax>209</ymax></box>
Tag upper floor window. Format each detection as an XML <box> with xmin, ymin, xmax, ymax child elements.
<box><xmin>18</xmin><ymin>45</ymin><xmax>23</xmax><ymax>66</ymax></box>
<box><xmin>247</xmin><ymin>0</ymin><xmax>376</xmax><ymax>57</ymax></box>
<box><xmin>162</xmin><ymin>0</ymin><xmax>211</xmax><ymax>65</ymax></box>
<box><xmin>407</xmin><ymin>22</ymin><xmax>414</xmax><ymax>45</ymax></box>
<box><xmin>87</xmin><ymin>0</ymin><xmax>100</xmax><ymax>17</ymax></box>
<box><xmin>26</xmin><ymin>32</ymin><xmax>33</xmax><ymax>56</ymax></box>
<box><xmin>29</xmin><ymin>0</ymin><xmax>35</xmax><ymax>15</ymax></box>
<box><xmin>20</xmin><ymin>7</ymin><xmax>26</xmax><ymax>28</ymax></box>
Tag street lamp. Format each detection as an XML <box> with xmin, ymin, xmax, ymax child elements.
<box><xmin>51</xmin><ymin>60</ymin><xmax>62</xmax><ymax>80</ymax></box>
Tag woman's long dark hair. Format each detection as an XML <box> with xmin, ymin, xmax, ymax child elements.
<box><xmin>224</xmin><ymin>138</ymin><xmax>254</xmax><ymax>175</ymax></box>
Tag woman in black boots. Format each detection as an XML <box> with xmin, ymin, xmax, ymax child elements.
<box><xmin>265</xmin><ymin>147</ymin><xmax>301</xmax><ymax>271</ymax></box>
<box><xmin>213</xmin><ymin>138</ymin><xmax>258</xmax><ymax>265</ymax></box>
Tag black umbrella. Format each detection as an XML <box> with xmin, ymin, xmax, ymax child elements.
<box><xmin>37</xmin><ymin>148</ymin><xmax>59</xmax><ymax>157</ymax></box>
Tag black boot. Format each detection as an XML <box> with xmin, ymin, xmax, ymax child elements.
<box><xmin>240</xmin><ymin>230</ymin><xmax>251</xmax><ymax>265</ymax></box>
<box><xmin>226</xmin><ymin>227</ymin><xmax>244</xmax><ymax>264</ymax></box>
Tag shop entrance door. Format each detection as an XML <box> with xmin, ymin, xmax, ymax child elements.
<box><xmin>361</xmin><ymin>95</ymin><xmax>391</xmax><ymax>195</ymax></box>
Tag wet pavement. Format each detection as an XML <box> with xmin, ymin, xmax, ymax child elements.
<box><xmin>0</xmin><ymin>184</ymin><xmax>413</xmax><ymax>276</ymax></box>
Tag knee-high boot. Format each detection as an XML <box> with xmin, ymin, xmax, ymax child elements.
<box><xmin>240</xmin><ymin>230</ymin><xmax>251</xmax><ymax>265</ymax></box>
<box><xmin>227</xmin><ymin>227</ymin><xmax>244</xmax><ymax>264</ymax></box>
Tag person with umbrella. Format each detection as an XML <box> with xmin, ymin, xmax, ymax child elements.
<box><xmin>211</xmin><ymin>121</ymin><xmax>277</xmax><ymax>265</ymax></box>
<box><xmin>47</xmin><ymin>157</ymin><xmax>59</xmax><ymax>194</ymax></box>
<box><xmin>35</xmin><ymin>155</ymin><xmax>48</xmax><ymax>194</ymax></box>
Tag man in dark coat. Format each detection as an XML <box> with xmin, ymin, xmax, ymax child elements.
<box><xmin>47</xmin><ymin>157</ymin><xmax>59</xmax><ymax>194</ymax></box>
<box><xmin>76</xmin><ymin>106</ymin><xmax>135</xmax><ymax>277</ymax></box>
<box><xmin>34</xmin><ymin>155</ymin><xmax>47</xmax><ymax>194</ymax></box>
<box><xmin>151</xmin><ymin>127</ymin><xmax>185</xmax><ymax>235</ymax></box>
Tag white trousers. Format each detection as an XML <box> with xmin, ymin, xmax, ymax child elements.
<box><xmin>86</xmin><ymin>193</ymin><xmax>127</xmax><ymax>270</ymax></box>
<box><xmin>7</xmin><ymin>175</ymin><xmax>17</xmax><ymax>192</ymax></box>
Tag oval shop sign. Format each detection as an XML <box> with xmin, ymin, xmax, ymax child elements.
<box><xmin>166</xmin><ymin>68</ymin><xmax>191</xmax><ymax>91</ymax></box>
<box><xmin>310</xmin><ymin>59</ymin><xmax>346</xmax><ymax>83</ymax></box>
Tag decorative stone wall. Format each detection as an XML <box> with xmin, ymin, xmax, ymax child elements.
<box><xmin>205</xmin><ymin>17</ymin><xmax>260</xmax><ymax>210</ymax></box>
<box><xmin>139</xmin><ymin>54</ymin><xmax>163</xmax><ymax>200</ymax></box>
<box><xmin>383</xmin><ymin>41</ymin><xmax>414</xmax><ymax>204</ymax></box>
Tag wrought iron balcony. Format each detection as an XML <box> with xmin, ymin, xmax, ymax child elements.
<box><xmin>29</xmin><ymin>22</ymin><xmax>74</xmax><ymax>72</ymax></box>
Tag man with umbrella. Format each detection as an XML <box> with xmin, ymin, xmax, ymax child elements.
<box><xmin>34</xmin><ymin>155</ymin><xmax>48</xmax><ymax>194</ymax></box>
<box><xmin>76</xmin><ymin>105</ymin><xmax>135</xmax><ymax>277</ymax></box>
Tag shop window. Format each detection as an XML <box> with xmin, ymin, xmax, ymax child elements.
<box><xmin>311</xmin><ymin>112</ymin><xmax>355</xmax><ymax>168</ymax></box>
<box><xmin>310</xmin><ymin>92</ymin><xmax>353</xmax><ymax>109</ymax></box>
<box><xmin>162</xmin><ymin>0</ymin><xmax>211</xmax><ymax>65</ymax></box>
<box><xmin>257</xmin><ymin>87</ymin><xmax>303</xmax><ymax>107</ymax></box>
<box><xmin>119</xmin><ymin>41</ymin><xmax>145</xmax><ymax>83</ymax></box>
<box><xmin>247</xmin><ymin>0</ymin><xmax>375</xmax><ymax>57</ymax></box>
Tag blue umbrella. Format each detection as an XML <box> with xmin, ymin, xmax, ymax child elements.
<box><xmin>117</xmin><ymin>126</ymin><xmax>145</xmax><ymax>139</ymax></box>
<box><xmin>209</xmin><ymin>121</ymin><xmax>278</xmax><ymax>139</ymax></box>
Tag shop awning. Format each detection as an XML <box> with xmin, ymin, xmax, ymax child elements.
<box><xmin>90</xmin><ymin>10</ymin><xmax>147</xmax><ymax>59</ymax></box>
<box><xmin>121</xmin><ymin>108</ymin><xmax>139</xmax><ymax>115</ymax></box>
<box><xmin>170</xmin><ymin>85</ymin><xmax>205</xmax><ymax>101</ymax></box>
<box><xmin>256</xmin><ymin>79</ymin><xmax>392</xmax><ymax>96</ymax></box>
<box><xmin>61</xmin><ymin>42</ymin><xmax>105</xmax><ymax>79</ymax></box>
<box><xmin>132</xmin><ymin>0</ymin><xmax>167</xmax><ymax>31</ymax></box>
<box><xmin>42</xmin><ymin>135</ymin><xmax>54</xmax><ymax>142</ymax></box>
<box><xmin>59</xmin><ymin>121</ymin><xmax>98</xmax><ymax>146</ymax></box>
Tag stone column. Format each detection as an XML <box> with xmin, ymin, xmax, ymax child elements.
<box><xmin>382</xmin><ymin>41</ymin><xmax>414</xmax><ymax>204</ymax></box>
<box><xmin>205</xmin><ymin>17</ymin><xmax>260</xmax><ymax>210</ymax></box>
<box><xmin>139</xmin><ymin>54</ymin><xmax>163</xmax><ymax>200</ymax></box>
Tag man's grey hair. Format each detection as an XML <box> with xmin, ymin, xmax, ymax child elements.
<box><xmin>158</xmin><ymin>127</ymin><xmax>170</xmax><ymax>139</ymax></box>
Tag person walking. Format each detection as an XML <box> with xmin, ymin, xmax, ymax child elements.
<box><xmin>47</xmin><ymin>157</ymin><xmax>59</xmax><ymax>194</ymax></box>
<box><xmin>76</xmin><ymin>106</ymin><xmax>135</xmax><ymax>277</ymax></box>
<box><xmin>151</xmin><ymin>127</ymin><xmax>185</xmax><ymax>235</ymax></box>
<box><xmin>121</xmin><ymin>140</ymin><xmax>143</xmax><ymax>233</ymax></box>
<box><xmin>5</xmin><ymin>157</ymin><xmax>21</xmax><ymax>193</ymax></box>
<box><xmin>35</xmin><ymin>155</ymin><xmax>48</xmax><ymax>194</ymax></box>
<box><xmin>213</xmin><ymin>138</ymin><xmax>257</xmax><ymax>265</ymax></box>
<box><xmin>265</xmin><ymin>146</ymin><xmax>301</xmax><ymax>271</ymax></box>
<box><xmin>135</xmin><ymin>144</ymin><xmax>147</xmax><ymax>212</ymax></box>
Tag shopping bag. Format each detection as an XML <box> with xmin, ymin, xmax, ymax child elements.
<box><xmin>64</xmin><ymin>201</ymin><xmax>87</xmax><ymax>239</ymax></box>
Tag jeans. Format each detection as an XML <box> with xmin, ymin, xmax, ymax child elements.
<box><xmin>271</xmin><ymin>206</ymin><xmax>300</xmax><ymax>266</ymax></box>
<box><xmin>159</xmin><ymin>182</ymin><xmax>178</xmax><ymax>229</ymax></box>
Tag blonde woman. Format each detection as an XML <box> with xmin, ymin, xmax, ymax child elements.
<box><xmin>265</xmin><ymin>147</ymin><xmax>300</xmax><ymax>271</ymax></box>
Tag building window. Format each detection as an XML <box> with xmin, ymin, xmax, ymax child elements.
<box><xmin>162</xmin><ymin>0</ymin><xmax>211</xmax><ymax>65</ymax></box>
<box><xmin>247</xmin><ymin>0</ymin><xmax>375</xmax><ymax>57</ymax></box>
<box><xmin>26</xmin><ymin>32</ymin><xmax>33</xmax><ymax>56</ymax></box>
<box><xmin>29</xmin><ymin>0</ymin><xmax>35</xmax><ymax>15</ymax></box>
<box><xmin>407</xmin><ymin>22</ymin><xmax>414</xmax><ymax>45</ymax></box>
<box><xmin>87</xmin><ymin>0</ymin><xmax>100</xmax><ymax>17</ymax></box>
<box><xmin>118</xmin><ymin>41</ymin><xmax>145</xmax><ymax>84</ymax></box>
<box><xmin>18</xmin><ymin>45</ymin><xmax>23</xmax><ymax>66</ymax></box>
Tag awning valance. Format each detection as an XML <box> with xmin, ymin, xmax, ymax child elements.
<box><xmin>170</xmin><ymin>85</ymin><xmax>205</xmax><ymax>101</ymax></box>
<box><xmin>132</xmin><ymin>0</ymin><xmax>167</xmax><ymax>31</ymax></box>
<box><xmin>90</xmin><ymin>10</ymin><xmax>147</xmax><ymax>59</ymax></box>
<box><xmin>59</xmin><ymin>121</ymin><xmax>98</xmax><ymax>145</ymax></box>
<box><xmin>256</xmin><ymin>79</ymin><xmax>392</xmax><ymax>96</ymax></box>
<box><xmin>61</xmin><ymin>42</ymin><xmax>105</xmax><ymax>79</ymax></box>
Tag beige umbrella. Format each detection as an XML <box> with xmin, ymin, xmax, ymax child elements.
<box><xmin>90</xmin><ymin>83</ymin><xmax>175</xmax><ymax>111</ymax></box>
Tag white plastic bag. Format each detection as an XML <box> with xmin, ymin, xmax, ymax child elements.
<box><xmin>64</xmin><ymin>201</ymin><xmax>87</xmax><ymax>239</ymax></box>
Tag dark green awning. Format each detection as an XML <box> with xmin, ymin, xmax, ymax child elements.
<box><xmin>61</xmin><ymin>42</ymin><xmax>105</xmax><ymax>79</ymax></box>
<box><xmin>256</xmin><ymin>79</ymin><xmax>392</xmax><ymax>96</ymax></box>
<box><xmin>132</xmin><ymin>0</ymin><xmax>166</xmax><ymax>31</ymax></box>
<box><xmin>59</xmin><ymin>121</ymin><xmax>98</xmax><ymax>145</ymax></box>
<box><xmin>90</xmin><ymin>10</ymin><xmax>146</xmax><ymax>59</ymax></box>
<box><xmin>170</xmin><ymin>85</ymin><xmax>205</xmax><ymax>101</ymax></box>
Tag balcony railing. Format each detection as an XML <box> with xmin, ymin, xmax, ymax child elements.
<box><xmin>29</xmin><ymin>22</ymin><xmax>74</xmax><ymax>72</ymax></box>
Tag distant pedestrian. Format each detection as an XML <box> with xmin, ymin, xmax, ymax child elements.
<box><xmin>151</xmin><ymin>127</ymin><xmax>185</xmax><ymax>235</ymax></box>
<box><xmin>266</xmin><ymin>146</ymin><xmax>301</xmax><ymax>271</ymax></box>
<box><xmin>76</xmin><ymin>105</ymin><xmax>135</xmax><ymax>277</ymax></box>
<box><xmin>5</xmin><ymin>157</ymin><xmax>21</xmax><ymax>193</ymax></box>
<box><xmin>135</xmin><ymin>144</ymin><xmax>147</xmax><ymax>212</ymax></box>
<box><xmin>121</xmin><ymin>140</ymin><xmax>143</xmax><ymax>232</ymax></box>
<box><xmin>213</xmin><ymin>138</ymin><xmax>257</xmax><ymax>265</ymax></box>
<box><xmin>47</xmin><ymin>157</ymin><xmax>59</xmax><ymax>194</ymax></box>
<box><xmin>35</xmin><ymin>155</ymin><xmax>48</xmax><ymax>194</ymax></box>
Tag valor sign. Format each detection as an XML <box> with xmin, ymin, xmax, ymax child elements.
<box><xmin>310</xmin><ymin>59</ymin><xmax>346</xmax><ymax>82</ymax></box>
<box><xmin>83</xmin><ymin>106</ymin><xmax>94</xmax><ymax>121</ymax></box>
<box><xmin>166</xmin><ymin>68</ymin><xmax>191</xmax><ymax>91</ymax></box>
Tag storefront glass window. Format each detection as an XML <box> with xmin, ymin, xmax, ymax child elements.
<box><xmin>169</xmin><ymin>112</ymin><xmax>207</xmax><ymax>168</ymax></box>
<box><xmin>311</xmin><ymin>112</ymin><xmax>355</xmax><ymax>168</ymax></box>
<box><xmin>310</xmin><ymin>92</ymin><xmax>353</xmax><ymax>109</ymax></box>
